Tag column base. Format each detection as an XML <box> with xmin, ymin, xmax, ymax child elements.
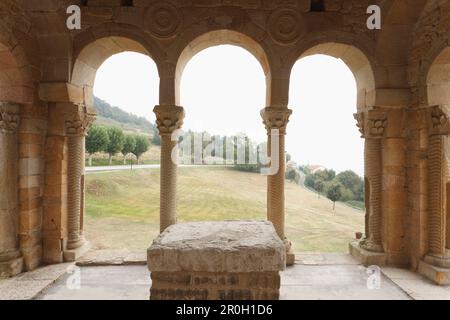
<box><xmin>283</xmin><ymin>238</ymin><xmax>295</xmax><ymax>266</ymax></box>
<box><xmin>349</xmin><ymin>241</ymin><xmax>386</xmax><ymax>267</ymax></box>
<box><xmin>418</xmin><ymin>258</ymin><xmax>450</xmax><ymax>285</ymax></box>
<box><xmin>0</xmin><ymin>255</ymin><xmax>23</xmax><ymax>278</ymax></box>
<box><xmin>63</xmin><ymin>241</ymin><xmax>91</xmax><ymax>262</ymax></box>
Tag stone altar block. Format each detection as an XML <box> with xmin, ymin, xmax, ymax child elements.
<box><xmin>147</xmin><ymin>221</ymin><xmax>286</xmax><ymax>300</ymax></box>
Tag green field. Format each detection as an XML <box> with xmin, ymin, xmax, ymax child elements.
<box><xmin>84</xmin><ymin>167</ymin><xmax>364</xmax><ymax>253</ymax></box>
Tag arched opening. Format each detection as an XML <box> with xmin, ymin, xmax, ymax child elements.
<box><xmin>71</xmin><ymin>37</ymin><xmax>161</xmax><ymax>252</ymax></box>
<box><xmin>287</xmin><ymin>43</ymin><xmax>375</xmax><ymax>252</ymax></box>
<box><xmin>176</xmin><ymin>32</ymin><xmax>269</xmax><ymax>222</ymax></box>
<box><xmin>427</xmin><ymin>47</ymin><xmax>450</xmax><ymax>108</ymax></box>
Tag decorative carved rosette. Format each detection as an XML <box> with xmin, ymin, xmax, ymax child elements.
<box><xmin>154</xmin><ymin>105</ymin><xmax>185</xmax><ymax>135</ymax></box>
<box><xmin>65</xmin><ymin>105</ymin><xmax>96</xmax><ymax>137</ymax></box>
<box><xmin>366</xmin><ymin>110</ymin><xmax>387</xmax><ymax>138</ymax></box>
<box><xmin>353</xmin><ymin>112</ymin><xmax>365</xmax><ymax>138</ymax></box>
<box><xmin>260</xmin><ymin>107</ymin><xmax>292</xmax><ymax>135</ymax></box>
<box><xmin>0</xmin><ymin>102</ymin><xmax>20</xmax><ymax>133</ymax></box>
<box><xmin>267</xmin><ymin>7</ymin><xmax>304</xmax><ymax>45</ymax></box>
<box><xmin>428</xmin><ymin>106</ymin><xmax>450</xmax><ymax>136</ymax></box>
<box><xmin>146</xmin><ymin>2</ymin><xmax>182</xmax><ymax>39</ymax></box>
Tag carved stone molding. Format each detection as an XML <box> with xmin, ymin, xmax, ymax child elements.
<box><xmin>154</xmin><ymin>105</ymin><xmax>185</xmax><ymax>135</ymax></box>
<box><xmin>260</xmin><ymin>107</ymin><xmax>292</xmax><ymax>135</ymax></box>
<box><xmin>267</xmin><ymin>7</ymin><xmax>304</xmax><ymax>45</ymax></box>
<box><xmin>0</xmin><ymin>102</ymin><xmax>20</xmax><ymax>134</ymax></box>
<box><xmin>354</xmin><ymin>112</ymin><xmax>365</xmax><ymax>138</ymax></box>
<box><xmin>146</xmin><ymin>2</ymin><xmax>182</xmax><ymax>39</ymax></box>
<box><xmin>428</xmin><ymin>106</ymin><xmax>450</xmax><ymax>136</ymax></box>
<box><xmin>65</xmin><ymin>105</ymin><xmax>96</xmax><ymax>137</ymax></box>
<box><xmin>366</xmin><ymin>110</ymin><xmax>387</xmax><ymax>138</ymax></box>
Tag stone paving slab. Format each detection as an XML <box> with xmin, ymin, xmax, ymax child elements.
<box><xmin>76</xmin><ymin>250</ymin><xmax>147</xmax><ymax>266</ymax></box>
<box><xmin>0</xmin><ymin>263</ymin><xmax>73</xmax><ymax>300</ymax></box>
<box><xmin>382</xmin><ymin>267</ymin><xmax>450</xmax><ymax>300</ymax></box>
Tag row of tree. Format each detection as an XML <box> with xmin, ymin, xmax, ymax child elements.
<box><xmin>301</xmin><ymin>168</ymin><xmax>364</xmax><ymax>210</ymax></box>
<box><xmin>86</xmin><ymin>125</ymin><xmax>150</xmax><ymax>165</ymax></box>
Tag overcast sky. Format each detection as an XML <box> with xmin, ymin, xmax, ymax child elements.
<box><xmin>94</xmin><ymin>47</ymin><xmax>364</xmax><ymax>176</ymax></box>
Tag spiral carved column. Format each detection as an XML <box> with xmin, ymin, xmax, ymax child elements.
<box><xmin>0</xmin><ymin>102</ymin><xmax>23</xmax><ymax>278</ymax></box>
<box><xmin>423</xmin><ymin>106</ymin><xmax>450</xmax><ymax>266</ymax></box>
<box><xmin>154</xmin><ymin>105</ymin><xmax>185</xmax><ymax>232</ymax></box>
<box><xmin>64</xmin><ymin>106</ymin><xmax>95</xmax><ymax>260</ymax></box>
<box><xmin>261</xmin><ymin>106</ymin><xmax>293</xmax><ymax>265</ymax></box>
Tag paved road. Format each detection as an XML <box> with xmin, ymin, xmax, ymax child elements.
<box><xmin>85</xmin><ymin>164</ymin><xmax>226</xmax><ymax>173</ymax></box>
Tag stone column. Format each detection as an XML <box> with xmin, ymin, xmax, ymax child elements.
<box><xmin>0</xmin><ymin>102</ymin><xmax>23</xmax><ymax>278</ymax></box>
<box><xmin>260</xmin><ymin>106</ymin><xmax>293</xmax><ymax>265</ymax></box>
<box><xmin>154</xmin><ymin>105</ymin><xmax>185</xmax><ymax>232</ymax></box>
<box><xmin>63</xmin><ymin>105</ymin><xmax>95</xmax><ymax>261</ymax></box>
<box><xmin>350</xmin><ymin>111</ymin><xmax>386</xmax><ymax>266</ymax></box>
<box><xmin>418</xmin><ymin>106</ymin><xmax>450</xmax><ymax>285</ymax></box>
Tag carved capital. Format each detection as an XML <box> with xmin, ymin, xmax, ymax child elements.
<box><xmin>154</xmin><ymin>105</ymin><xmax>185</xmax><ymax>135</ymax></box>
<box><xmin>366</xmin><ymin>110</ymin><xmax>387</xmax><ymax>139</ymax></box>
<box><xmin>260</xmin><ymin>107</ymin><xmax>292</xmax><ymax>135</ymax></box>
<box><xmin>0</xmin><ymin>102</ymin><xmax>20</xmax><ymax>133</ymax></box>
<box><xmin>354</xmin><ymin>112</ymin><xmax>365</xmax><ymax>138</ymax></box>
<box><xmin>65</xmin><ymin>105</ymin><xmax>96</xmax><ymax>137</ymax></box>
<box><xmin>428</xmin><ymin>106</ymin><xmax>450</xmax><ymax>136</ymax></box>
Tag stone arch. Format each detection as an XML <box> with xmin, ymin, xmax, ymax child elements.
<box><xmin>426</xmin><ymin>46</ymin><xmax>450</xmax><ymax>108</ymax></box>
<box><xmin>71</xmin><ymin>26</ymin><xmax>164</xmax><ymax>108</ymax></box>
<box><xmin>291</xmin><ymin>40</ymin><xmax>376</xmax><ymax>110</ymax></box>
<box><xmin>174</xmin><ymin>30</ymin><xmax>271</xmax><ymax>106</ymax></box>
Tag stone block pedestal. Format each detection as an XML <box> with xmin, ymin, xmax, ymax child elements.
<box><xmin>418</xmin><ymin>255</ymin><xmax>450</xmax><ymax>285</ymax></box>
<box><xmin>349</xmin><ymin>241</ymin><xmax>386</xmax><ymax>267</ymax></box>
<box><xmin>147</xmin><ymin>221</ymin><xmax>286</xmax><ymax>300</ymax></box>
<box><xmin>0</xmin><ymin>254</ymin><xmax>23</xmax><ymax>278</ymax></box>
<box><xmin>63</xmin><ymin>241</ymin><xmax>91</xmax><ymax>262</ymax></box>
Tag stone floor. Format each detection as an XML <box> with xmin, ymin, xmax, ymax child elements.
<box><xmin>2</xmin><ymin>252</ymin><xmax>450</xmax><ymax>300</ymax></box>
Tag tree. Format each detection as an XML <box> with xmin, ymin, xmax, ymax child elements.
<box><xmin>106</xmin><ymin>127</ymin><xmax>125</xmax><ymax>165</ymax></box>
<box><xmin>152</xmin><ymin>130</ymin><xmax>161</xmax><ymax>146</ymax></box>
<box><xmin>121</xmin><ymin>134</ymin><xmax>136</xmax><ymax>165</ymax></box>
<box><xmin>85</xmin><ymin>125</ymin><xmax>109</xmax><ymax>166</ymax></box>
<box><xmin>132</xmin><ymin>135</ymin><xmax>150</xmax><ymax>164</ymax></box>
<box><xmin>327</xmin><ymin>183</ymin><xmax>343</xmax><ymax>211</ymax></box>
<box><xmin>286</xmin><ymin>169</ymin><xmax>297</xmax><ymax>183</ymax></box>
<box><xmin>314</xmin><ymin>180</ymin><xmax>325</xmax><ymax>198</ymax></box>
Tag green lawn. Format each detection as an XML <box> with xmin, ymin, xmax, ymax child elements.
<box><xmin>84</xmin><ymin>167</ymin><xmax>364</xmax><ymax>252</ymax></box>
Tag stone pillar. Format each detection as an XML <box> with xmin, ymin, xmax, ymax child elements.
<box><xmin>63</xmin><ymin>105</ymin><xmax>95</xmax><ymax>261</ymax></box>
<box><xmin>0</xmin><ymin>102</ymin><xmax>23</xmax><ymax>278</ymax></box>
<box><xmin>260</xmin><ymin>106</ymin><xmax>294</xmax><ymax>265</ymax></box>
<box><xmin>154</xmin><ymin>105</ymin><xmax>185</xmax><ymax>232</ymax></box>
<box><xmin>350</xmin><ymin>111</ymin><xmax>387</xmax><ymax>266</ymax></box>
<box><xmin>418</xmin><ymin>106</ymin><xmax>450</xmax><ymax>284</ymax></box>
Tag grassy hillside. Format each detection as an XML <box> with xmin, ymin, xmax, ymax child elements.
<box><xmin>84</xmin><ymin>167</ymin><xmax>364</xmax><ymax>252</ymax></box>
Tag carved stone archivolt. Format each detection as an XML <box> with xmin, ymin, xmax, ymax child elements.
<box><xmin>260</xmin><ymin>107</ymin><xmax>292</xmax><ymax>135</ymax></box>
<box><xmin>267</xmin><ymin>7</ymin><xmax>304</xmax><ymax>45</ymax></box>
<box><xmin>146</xmin><ymin>2</ymin><xmax>182</xmax><ymax>39</ymax></box>
<box><xmin>154</xmin><ymin>105</ymin><xmax>185</xmax><ymax>135</ymax></box>
<box><xmin>65</xmin><ymin>105</ymin><xmax>96</xmax><ymax>137</ymax></box>
<box><xmin>0</xmin><ymin>102</ymin><xmax>20</xmax><ymax>134</ymax></box>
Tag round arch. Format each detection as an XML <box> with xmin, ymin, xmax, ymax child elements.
<box><xmin>292</xmin><ymin>42</ymin><xmax>376</xmax><ymax>110</ymax></box>
<box><xmin>426</xmin><ymin>46</ymin><xmax>450</xmax><ymax>107</ymax></box>
<box><xmin>175</xmin><ymin>30</ymin><xmax>271</xmax><ymax>106</ymax></box>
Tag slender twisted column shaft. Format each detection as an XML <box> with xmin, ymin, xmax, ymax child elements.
<box><xmin>160</xmin><ymin>135</ymin><xmax>178</xmax><ymax>232</ymax></box>
<box><xmin>0</xmin><ymin>103</ymin><xmax>22</xmax><ymax>277</ymax></box>
<box><xmin>361</xmin><ymin>138</ymin><xmax>383</xmax><ymax>252</ymax></box>
<box><xmin>154</xmin><ymin>105</ymin><xmax>185</xmax><ymax>232</ymax></box>
<box><xmin>428</xmin><ymin>134</ymin><xmax>446</xmax><ymax>256</ymax></box>
<box><xmin>267</xmin><ymin>133</ymin><xmax>286</xmax><ymax>238</ymax></box>
<box><xmin>66</xmin><ymin>135</ymin><xmax>85</xmax><ymax>249</ymax></box>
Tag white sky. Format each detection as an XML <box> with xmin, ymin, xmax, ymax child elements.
<box><xmin>94</xmin><ymin>47</ymin><xmax>364</xmax><ymax>176</ymax></box>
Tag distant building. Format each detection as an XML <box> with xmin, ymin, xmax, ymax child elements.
<box><xmin>306</xmin><ymin>165</ymin><xmax>327</xmax><ymax>174</ymax></box>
